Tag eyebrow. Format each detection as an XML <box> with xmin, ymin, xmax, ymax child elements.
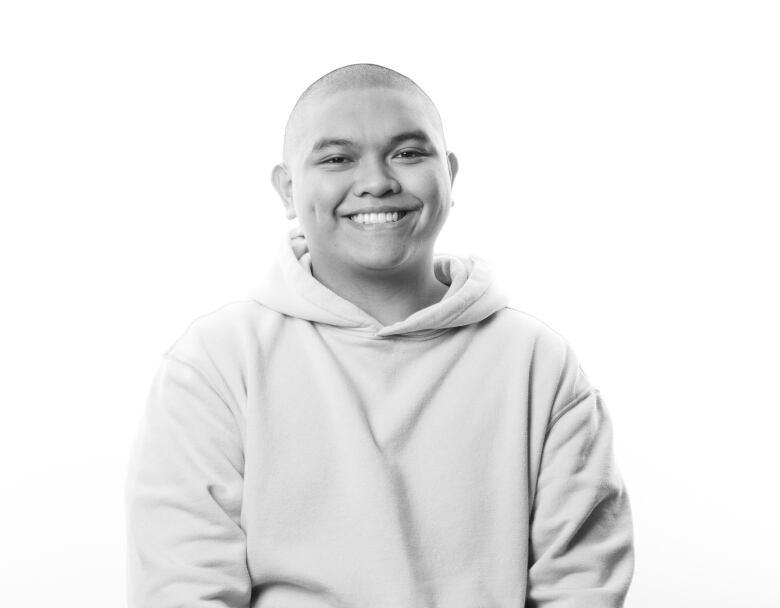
<box><xmin>310</xmin><ymin>129</ymin><xmax>434</xmax><ymax>154</ymax></box>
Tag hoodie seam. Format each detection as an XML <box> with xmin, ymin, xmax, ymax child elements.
<box><xmin>371</xmin><ymin>331</ymin><xmax>450</xmax><ymax>342</ymax></box>
<box><xmin>544</xmin><ymin>388</ymin><xmax>596</xmax><ymax>434</ymax></box>
<box><xmin>296</xmin><ymin>275</ymin><xmax>379</xmax><ymax>329</ymax></box>
<box><xmin>161</xmin><ymin>352</ymin><xmax>245</xmax><ymax>451</ymax></box>
<box><xmin>325</xmin><ymin>325</ymin><xmax>453</xmax><ymax>341</ymax></box>
<box><xmin>284</xmin><ymin>234</ymin><xmax>382</xmax><ymax>330</ymax></box>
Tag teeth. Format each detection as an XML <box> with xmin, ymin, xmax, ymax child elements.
<box><xmin>349</xmin><ymin>211</ymin><xmax>405</xmax><ymax>224</ymax></box>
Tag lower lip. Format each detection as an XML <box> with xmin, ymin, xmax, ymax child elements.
<box><xmin>344</xmin><ymin>211</ymin><xmax>416</xmax><ymax>231</ymax></box>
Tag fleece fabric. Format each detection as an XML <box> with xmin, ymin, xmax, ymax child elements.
<box><xmin>125</xmin><ymin>226</ymin><xmax>634</xmax><ymax>608</ymax></box>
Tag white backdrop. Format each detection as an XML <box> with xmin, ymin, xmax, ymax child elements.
<box><xmin>1</xmin><ymin>1</ymin><xmax>778</xmax><ymax>606</ymax></box>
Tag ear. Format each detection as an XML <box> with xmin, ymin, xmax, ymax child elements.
<box><xmin>447</xmin><ymin>151</ymin><xmax>459</xmax><ymax>207</ymax></box>
<box><xmin>271</xmin><ymin>163</ymin><xmax>296</xmax><ymax>220</ymax></box>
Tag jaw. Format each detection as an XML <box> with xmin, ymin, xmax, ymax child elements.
<box><xmin>307</xmin><ymin>230</ymin><xmax>422</xmax><ymax>276</ymax></box>
<box><xmin>301</xmin><ymin>204</ymin><xmax>443</xmax><ymax>278</ymax></box>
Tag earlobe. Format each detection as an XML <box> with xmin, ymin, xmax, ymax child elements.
<box><xmin>447</xmin><ymin>151</ymin><xmax>459</xmax><ymax>187</ymax></box>
<box><xmin>271</xmin><ymin>164</ymin><xmax>296</xmax><ymax>220</ymax></box>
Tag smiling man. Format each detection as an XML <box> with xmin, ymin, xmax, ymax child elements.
<box><xmin>272</xmin><ymin>71</ymin><xmax>457</xmax><ymax>325</ymax></box>
<box><xmin>126</xmin><ymin>63</ymin><xmax>635</xmax><ymax>608</ymax></box>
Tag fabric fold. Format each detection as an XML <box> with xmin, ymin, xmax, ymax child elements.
<box><xmin>249</xmin><ymin>226</ymin><xmax>510</xmax><ymax>337</ymax></box>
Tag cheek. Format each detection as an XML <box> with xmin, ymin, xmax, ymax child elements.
<box><xmin>295</xmin><ymin>176</ymin><xmax>351</xmax><ymax>214</ymax></box>
<box><xmin>407</xmin><ymin>167</ymin><xmax>450</xmax><ymax>205</ymax></box>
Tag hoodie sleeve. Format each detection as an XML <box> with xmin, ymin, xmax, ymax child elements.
<box><xmin>526</xmin><ymin>367</ymin><xmax>634</xmax><ymax>607</ymax></box>
<box><xmin>125</xmin><ymin>354</ymin><xmax>251</xmax><ymax>608</ymax></box>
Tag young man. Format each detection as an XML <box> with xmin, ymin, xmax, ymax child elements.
<box><xmin>125</xmin><ymin>63</ymin><xmax>634</xmax><ymax>607</ymax></box>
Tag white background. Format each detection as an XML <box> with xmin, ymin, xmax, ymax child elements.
<box><xmin>1</xmin><ymin>1</ymin><xmax>778</xmax><ymax>606</ymax></box>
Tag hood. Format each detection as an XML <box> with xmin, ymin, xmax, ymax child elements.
<box><xmin>249</xmin><ymin>226</ymin><xmax>509</xmax><ymax>338</ymax></box>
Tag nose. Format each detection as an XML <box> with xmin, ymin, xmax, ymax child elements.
<box><xmin>352</xmin><ymin>156</ymin><xmax>401</xmax><ymax>198</ymax></box>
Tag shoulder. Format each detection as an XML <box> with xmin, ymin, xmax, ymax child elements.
<box><xmin>154</xmin><ymin>299</ymin><xmax>287</xmax><ymax>407</ymax></box>
<box><xmin>490</xmin><ymin>306</ymin><xmax>572</xmax><ymax>357</ymax></box>
<box><xmin>490</xmin><ymin>306</ymin><xmax>595</xmax><ymax>405</ymax></box>
<box><xmin>163</xmin><ymin>299</ymin><xmax>282</xmax><ymax>373</ymax></box>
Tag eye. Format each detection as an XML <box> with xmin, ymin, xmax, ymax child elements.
<box><xmin>395</xmin><ymin>149</ymin><xmax>426</xmax><ymax>160</ymax></box>
<box><xmin>321</xmin><ymin>155</ymin><xmax>350</xmax><ymax>164</ymax></box>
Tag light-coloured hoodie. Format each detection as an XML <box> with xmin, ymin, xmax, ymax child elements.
<box><xmin>125</xmin><ymin>227</ymin><xmax>634</xmax><ymax>608</ymax></box>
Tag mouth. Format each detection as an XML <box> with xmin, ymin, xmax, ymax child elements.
<box><xmin>347</xmin><ymin>210</ymin><xmax>409</xmax><ymax>226</ymax></box>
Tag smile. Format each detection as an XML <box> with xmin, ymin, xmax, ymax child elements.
<box><xmin>348</xmin><ymin>211</ymin><xmax>408</xmax><ymax>225</ymax></box>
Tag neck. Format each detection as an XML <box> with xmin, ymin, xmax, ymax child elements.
<box><xmin>310</xmin><ymin>255</ymin><xmax>449</xmax><ymax>326</ymax></box>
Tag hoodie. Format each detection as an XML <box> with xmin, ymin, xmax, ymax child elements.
<box><xmin>125</xmin><ymin>227</ymin><xmax>634</xmax><ymax>608</ymax></box>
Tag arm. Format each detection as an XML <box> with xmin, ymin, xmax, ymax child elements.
<box><xmin>526</xmin><ymin>384</ymin><xmax>634</xmax><ymax>607</ymax></box>
<box><xmin>125</xmin><ymin>354</ymin><xmax>251</xmax><ymax>608</ymax></box>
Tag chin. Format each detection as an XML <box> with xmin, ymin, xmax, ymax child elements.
<box><xmin>351</xmin><ymin>250</ymin><xmax>410</xmax><ymax>273</ymax></box>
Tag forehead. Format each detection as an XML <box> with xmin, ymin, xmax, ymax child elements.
<box><xmin>286</xmin><ymin>86</ymin><xmax>444</xmax><ymax>160</ymax></box>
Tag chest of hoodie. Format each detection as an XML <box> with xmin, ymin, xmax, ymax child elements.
<box><xmin>240</xmin><ymin>313</ymin><xmax>541</xmax><ymax>485</ymax></box>
<box><xmin>239</xmin><ymin>314</ymin><xmax>540</xmax><ymax>592</ymax></box>
<box><xmin>252</xmin><ymin>317</ymin><xmax>532</xmax><ymax>435</ymax></box>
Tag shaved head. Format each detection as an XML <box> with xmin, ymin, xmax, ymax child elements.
<box><xmin>283</xmin><ymin>63</ymin><xmax>446</xmax><ymax>165</ymax></box>
<box><xmin>270</xmin><ymin>62</ymin><xmax>460</xmax><ymax>290</ymax></box>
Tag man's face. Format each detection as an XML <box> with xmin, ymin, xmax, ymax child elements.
<box><xmin>274</xmin><ymin>86</ymin><xmax>457</xmax><ymax>277</ymax></box>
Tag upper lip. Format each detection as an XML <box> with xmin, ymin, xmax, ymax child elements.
<box><xmin>342</xmin><ymin>205</ymin><xmax>417</xmax><ymax>216</ymax></box>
